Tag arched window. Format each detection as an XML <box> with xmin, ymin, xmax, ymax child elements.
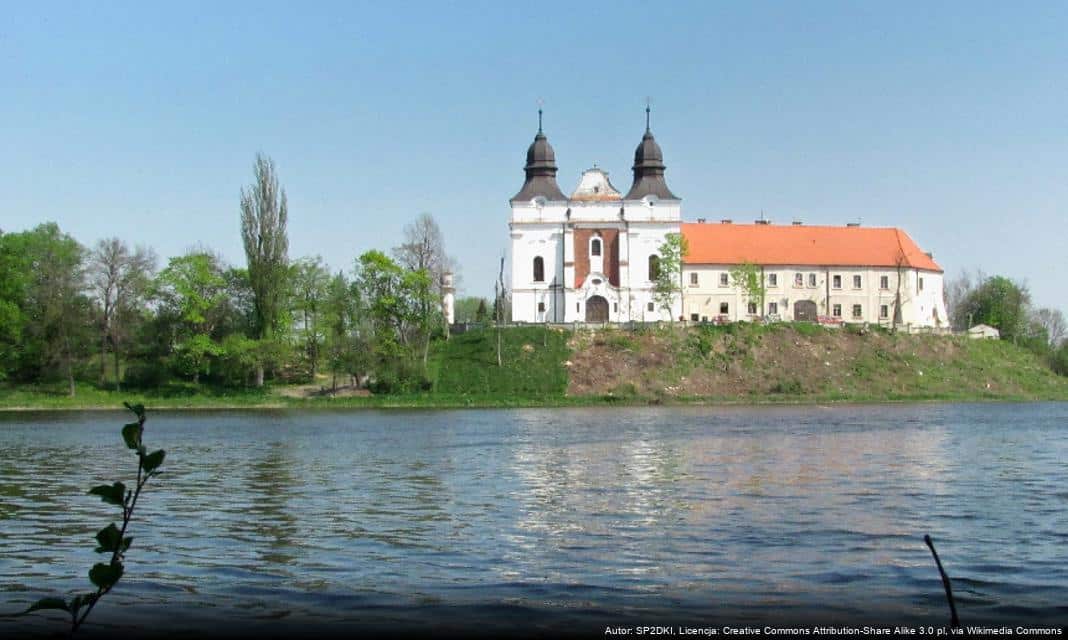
<box><xmin>591</xmin><ymin>238</ymin><xmax>602</xmax><ymax>257</ymax></box>
<box><xmin>648</xmin><ymin>255</ymin><xmax>660</xmax><ymax>281</ymax></box>
<box><xmin>532</xmin><ymin>256</ymin><xmax>544</xmax><ymax>282</ymax></box>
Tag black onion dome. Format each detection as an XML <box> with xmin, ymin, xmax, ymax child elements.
<box><xmin>624</xmin><ymin>128</ymin><xmax>678</xmax><ymax>200</ymax></box>
<box><xmin>512</xmin><ymin>127</ymin><xmax>567</xmax><ymax>202</ymax></box>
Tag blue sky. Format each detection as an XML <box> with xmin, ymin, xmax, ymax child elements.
<box><xmin>2</xmin><ymin>1</ymin><xmax>1066</xmax><ymax>309</ymax></box>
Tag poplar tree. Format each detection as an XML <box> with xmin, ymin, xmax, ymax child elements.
<box><xmin>240</xmin><ymin>154</ymin><xmax>290</xmax><ymax>387</ymax></box>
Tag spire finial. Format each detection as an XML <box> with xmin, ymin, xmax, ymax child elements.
<box><xmin>537</xmin><ymin>98</ymin><xmax>544</xmax><ymax>134</ymax></box>
<box><xmin>645</xmin><ymin>96</ymin><xmax>652</xmax><ymax>132</ymax></box>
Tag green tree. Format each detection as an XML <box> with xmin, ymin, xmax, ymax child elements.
<box><xmin>154</xmin><ymin>252</ymin><xmax>227</xmax><ymax>384</ymax></box>
<box><xmin>240</xmin><ymin>153</ymin><xmax>290</xmax><ymax>387</ymax></box>
<box><xmin>322</xmin><ymin>271</ymin><xmax>364</xmax><ymax>392</ymax></box>
<box><xmin>729</xmin><ymin>262</ymin><xmax>766</xmax><ymax>318</ymax></box>
<box><xmin>653</xmin><ymin>232</ymin><xmax>688</xmax><ymax>321</ymax></box>
<box><xmin>0</xmin><ymin>224</ymin><xmax>90</xmax><ymax>394</ymax></box>
<box><xmin>291</xmin><ymin>256</ymin><xmax>331</xmax><ymax>378</ymax></box>
<box><xmin>958</xmin><ymin>275</ymin><xmax>1030</xmax><ymax>343</ymax></box>
<box><xmin>454</xmin><ymin>296</ymin><xmax>488</xmax><ymax>323</ymax></box>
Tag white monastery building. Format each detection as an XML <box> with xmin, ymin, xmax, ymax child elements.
<box><xmin>508</xmin><ymin>111</ymin><xmax>947</xmax><ymax>330</ymax></box>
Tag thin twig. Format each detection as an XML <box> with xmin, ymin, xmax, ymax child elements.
<box><xmin>924</xmin><ymin>534</ymin><xmax>961</xmax><ymax>628</ymax></box>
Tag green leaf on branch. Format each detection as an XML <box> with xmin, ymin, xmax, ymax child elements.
<box><xmin>94</xmin><ymin>523</ymin><xmax>122</xmax><ymax>554</ymax></box>
<box><xmin>121</xmin><ymin>422</ymin><xmax>141</xmax><ymax>450</ymax></box>
<box><xmin>88</xmin><ymin>562</ymin><xmax>123</xmax><ymax>589</ymax></box>
<box><xmin>123</xmin><ymin>402</ymin><xmax>145</xmax><ymax>419</ymax></box>
<box><xmin>122</xmin><ymin>536</ymin><xmax>133</xmax><ymax>552</ymax></box>
<box><xmin>142</xmin><ymin>449</ymin><xmax>166</xmax><ymax>473</ymax></box>
<box><xmin>88</xmin><ymin>482</ymin><xmax>126</xmax><ymax>506</ymax></box>
<box><xmin>21</xmin><ymin>597</ymin><xmax>69</xmax><ymax>615</ymax></box>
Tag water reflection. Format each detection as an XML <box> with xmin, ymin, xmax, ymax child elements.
<box><xmin>0</xmin><ymin>403</ymin><xmax>1066</xmax><ymax>633</ymax></box>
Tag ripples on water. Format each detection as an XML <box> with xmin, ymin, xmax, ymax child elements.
<box><xmin>1</xmin><ymin>403</ymin><xmax>1066</xmax><ymax>635</ymax></box>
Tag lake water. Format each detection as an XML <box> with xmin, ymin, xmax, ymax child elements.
<box><xmin>1</xmin><ymin>403</ymin><xmax>1066</xmax><ymax>637</ymax></box>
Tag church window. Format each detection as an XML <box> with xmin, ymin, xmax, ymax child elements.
<box><xmin>794</xmin><ymin>273</ymin><xmax>804</xmax><ymax>287</ymax></box>
<box><xmin>832</xmin><ymin>275</ymin><xmax>842</xmax><ymax>289</ymax></box>
<box><xmin>613</xmin><ymin>303</ymin><xmax>618</xmax><ymax>312</ymax></box>
<box><xmin>852</xmin><ymin>304</ymin><xmax>863</xmax><ymax>319</ymax></box>
<box><xmin>690</xmin><ymin>273</ymin><xmax>698</xmax><ymax>286</ymax></box>
<box><xmin>533</xmin><ymin>256</ymin><xmax>544</xmax><ymax>282</ymax></box>
<box><xmin>648</xmin><ymin>255</ymin><xmax>660</xmax><ymax>281</ymax></box>
<box><xmin>833</xmin><ymin>304</ymin><xmax>842</xmax><ymax>317</ymax></box>
<box><xmin>537</xmin><ymin>302</ymin><xmax>545</xmax><ymax>312</ymax></box>
<box><xmin>719</xmin><ymin>273</ymin><xmax>728</xmax><ymax>286</ymax></box>
<box><xmin>808</xmin><ymin>273</ymin><xmax>817</xmax><ymax>287</ymax></box>
<box><xmin>591</xmin><ymin>238</ymin><xmax>602</xmax><ymax>257</ymax></box>
<box><xmin>853</xmin><ymin>275</ymin><xmax>862</xmax><ymax>289</ymax></box>
<box><xmin>719</xmin><ymin>302</ymin><xmax>729</xmax><ymax>314</ymax></box>
<box><xmin>647</xmin><ymin>302</ymin><xmax>655</xmax><ymax>312</ymax></box>
<box><xmin>880</xmin><ymin>275</ymin><xmax>890</xmax><ymax>290</ymax></box>
<box><xmin>768</xmin><ymin>273</ymin><xmax>778</xmax><ymax>287</ymax></box>
<box><xmin>918</xmin><ymin>277</ymin><xmax>924</xmax><ymax>292</ymax></box>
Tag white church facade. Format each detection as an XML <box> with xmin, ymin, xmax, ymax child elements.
<box><xmin>509</xmin><ymin>110</ymin><xmax>682</xmax><ymax>323</ymax></box>
<box><xmin>507</xmin><ymin>112</ymin><xmax>948</xmax><ymax>330</ymax></box>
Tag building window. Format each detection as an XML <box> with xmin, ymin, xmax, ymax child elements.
<box><xmin>647</xmin><ymin>302</ymin><xmax>655</xmax><ymax>312</ymax></box>
<box><xmin>768</xmin><ymin>302</ymin><xmax>778</xmax><ymax>315</ymax></box>
<box><xmin>537</xmin><ymin>302</ymin><xmax>545</xmax><ymax>312</ymax></box>
<box><xmin>832</xmin><ymin>304</ymin><xmax>842</xmax><ymax>317</ymax></box>
<box><xmin>690</xmin><ymin>313</ymin><xmax>699</xmax><ymax>321</ymax></box>
<box><xmin>576</xmin><ymin>303</ymin><xmax>580</xmax><ymax>312</ymax></box>
<box><xmin>591</xmin><ymin>238</ymin><xmax>602</xmax><ymax>257</ymax></box>
<box><xmin>918</xmin><ymin>277</ymin><xmax>924</xmax><ymax>292</ymax></box>
<box><xmin>720</xmin><ymin>302</ymin><xmax>729</xmax><ymax>314</ymax></box>
<box><xmin>690</xmin><ymin>272</ymin><xmax>698</xmax><ymax>286</ymax></box>
<box><xmin>648</xmin><ymin>255</ymin><xmax>660</xmax><ymax>281</ymax></box>
<box><xmin>852</xmin><ymin>304</ymin><xmax>863</xmax><ymax>319</ymax></box>
<box><xmin>747</xmin><ymin>302</ymin><xmax>757</xmax><ymax>315</ymax></box>
<box><xmin>613</xmin><ymin>303</ymin><xmax>618</xmax><ymax>312</ymax></box>
<box><xmin>716</xmin><ymin>273</ymin><xmax>727</xmax><ymax>286</ymax></box>
<box><xmin>853</xmin><ymin>275</ymin><xmax>862</xmax><ymax>289</ymax></box>
<box><xmin>532</xmin><ymin>256</ymin><xmax>544</xmax><ymax>282</ymax></box>
<box><xmin>808</xmin><ymin>273</ymin><xmax>817</xmax><ymax>287</ymax></box>
<box><xmin>880</xmin><ymin>275</ymin><xmax>889</xmax><ymax>290</ymax></box>
<box><xmin>832</xmin><ymin>275</ymin><xmax>842</xmax><ymax>289</ymax></box>
<box><xmin>768</xmin><ymin>273</ymin><xmax>778</xmax><ymax>287</ymax></box>
<box><xmin>880</xmin><ymin>305</ymin><xmax>889</xmax><ymax>319</ymax></box>
<box><xmin>794</xmin><ymin>273</ymin><xmax>804</xmax><ymax>287</ymax></box>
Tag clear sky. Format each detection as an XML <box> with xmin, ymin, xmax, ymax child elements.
<box><xmin>3</xmin><ymin>1</ymin><xmax>1066</xmax><ymax>310</ymax></box>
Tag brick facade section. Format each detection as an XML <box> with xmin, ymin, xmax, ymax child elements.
<box><xmin>573</xmin><ymin>228</ymin><xmax>620</xmax><ymax>288</ymax></box>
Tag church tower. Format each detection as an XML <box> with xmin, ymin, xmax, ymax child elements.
<box><xmin>509</xmin><ymin>108</ymin><xmax>682</xmax><ymax>324</ymax></box>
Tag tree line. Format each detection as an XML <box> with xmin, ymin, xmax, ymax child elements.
<box><xmin>944</xmin><ymin>270</ymin><xmax>1068</xmax><ymax>375</ymax></box>
<box><xmin>0</xmin><ymin>154</ymin><xmax>490</xmax><ymax>396</ymax></box>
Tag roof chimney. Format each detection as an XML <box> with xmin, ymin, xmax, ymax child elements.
<box><xmin>792</xmin><ymin>220</ymin><xmax>803</xmax><ymax>226</ymax></box>
<box><xmin>755</xmin><ymin>219</ymin><xmax>771</xmax><ymax>225</ymax></box>
<box><xmin>720</xmin><ymin>219</ymin><xmax>732</xmax><ymax>224</ymax></box>
<box><xmin>696</xmin><ymin>217</ymin><xmax>706</xmax><ymax>224</ymax></box>
<box><xmin>846</xmin><ymin>222</ymin><xmax>860</xmax><ymax>227</ymax></box>
<box><xmin>925</xmin><ymin>252</ymin><xmax>933</xmax><ymax>258</ymax></box>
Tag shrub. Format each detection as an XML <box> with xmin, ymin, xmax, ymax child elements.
<box><xmin>770</xmin><ymin>378</ymin><xmax>803</xmax><ymax>394</ymax></box>
<box><xmin>122</xmin><ymin>361</ymin><xmax>168</xmax><ymax>389</ymax></box>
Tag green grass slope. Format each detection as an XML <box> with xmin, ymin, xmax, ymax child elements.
<box><xmin>428</xmin><ymin>326</ymin><xmax>569</xmax><ymax>398</ymax></box>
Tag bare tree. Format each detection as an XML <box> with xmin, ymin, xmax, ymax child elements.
<box><xmin>90</xmin><ymin>239</ymin><xmax>156</xmax><ymax>390</ymax></box>
<box><xmin>393</xmin><ymin>213</ymin><xmax>457</xmax><ymax>312</ymax></box>
<box><xmin>1033</xmin><ymin>307</ymin><xmax>1067</xmax><ymax>347</ymax></box>
<box><xmin>240</xmin><ymin>153</ymin><xmax>290</xmax><ymax>387</ymax></box>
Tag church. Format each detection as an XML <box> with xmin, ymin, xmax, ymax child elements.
<box><xmin>508</xmin><ymin>111</ymin><xmax>947</xmax><ymax>330</ymax></box>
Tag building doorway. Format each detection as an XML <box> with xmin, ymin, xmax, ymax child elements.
<box><xmin>793</xmin><ymin>299</ymin><xmax>818</xmax><ymax>322</ymax></box>
<box><xmin>585</xmin><ymin>296</ymin><xmax>609</xmax><ymax>322</ymax></box>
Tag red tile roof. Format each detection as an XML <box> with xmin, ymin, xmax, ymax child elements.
<box><xmin>681</xmin><ymin>223</ymin><xmax>942</xmax><ymax>272</ymax></box>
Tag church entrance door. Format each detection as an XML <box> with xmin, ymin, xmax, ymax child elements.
<box><xmin>793</xmin><ymin>300</ymin><xmax>818</xmax><ymax>322</ymax></box>
<box><xmin>585</xmin><ymin>296</ymin><xmax>609</xmax><ymax>323</ymax></box>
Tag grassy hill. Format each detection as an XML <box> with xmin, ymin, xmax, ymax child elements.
<box><xmin>428</xmin><ymin>326</ymin><xmax>569</xmax><ymax>398</ymax></box>
<box><xmin>565</xmin><ymin>322</ymin><xmax>1068</xmax><ymax>403</ymax></box>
